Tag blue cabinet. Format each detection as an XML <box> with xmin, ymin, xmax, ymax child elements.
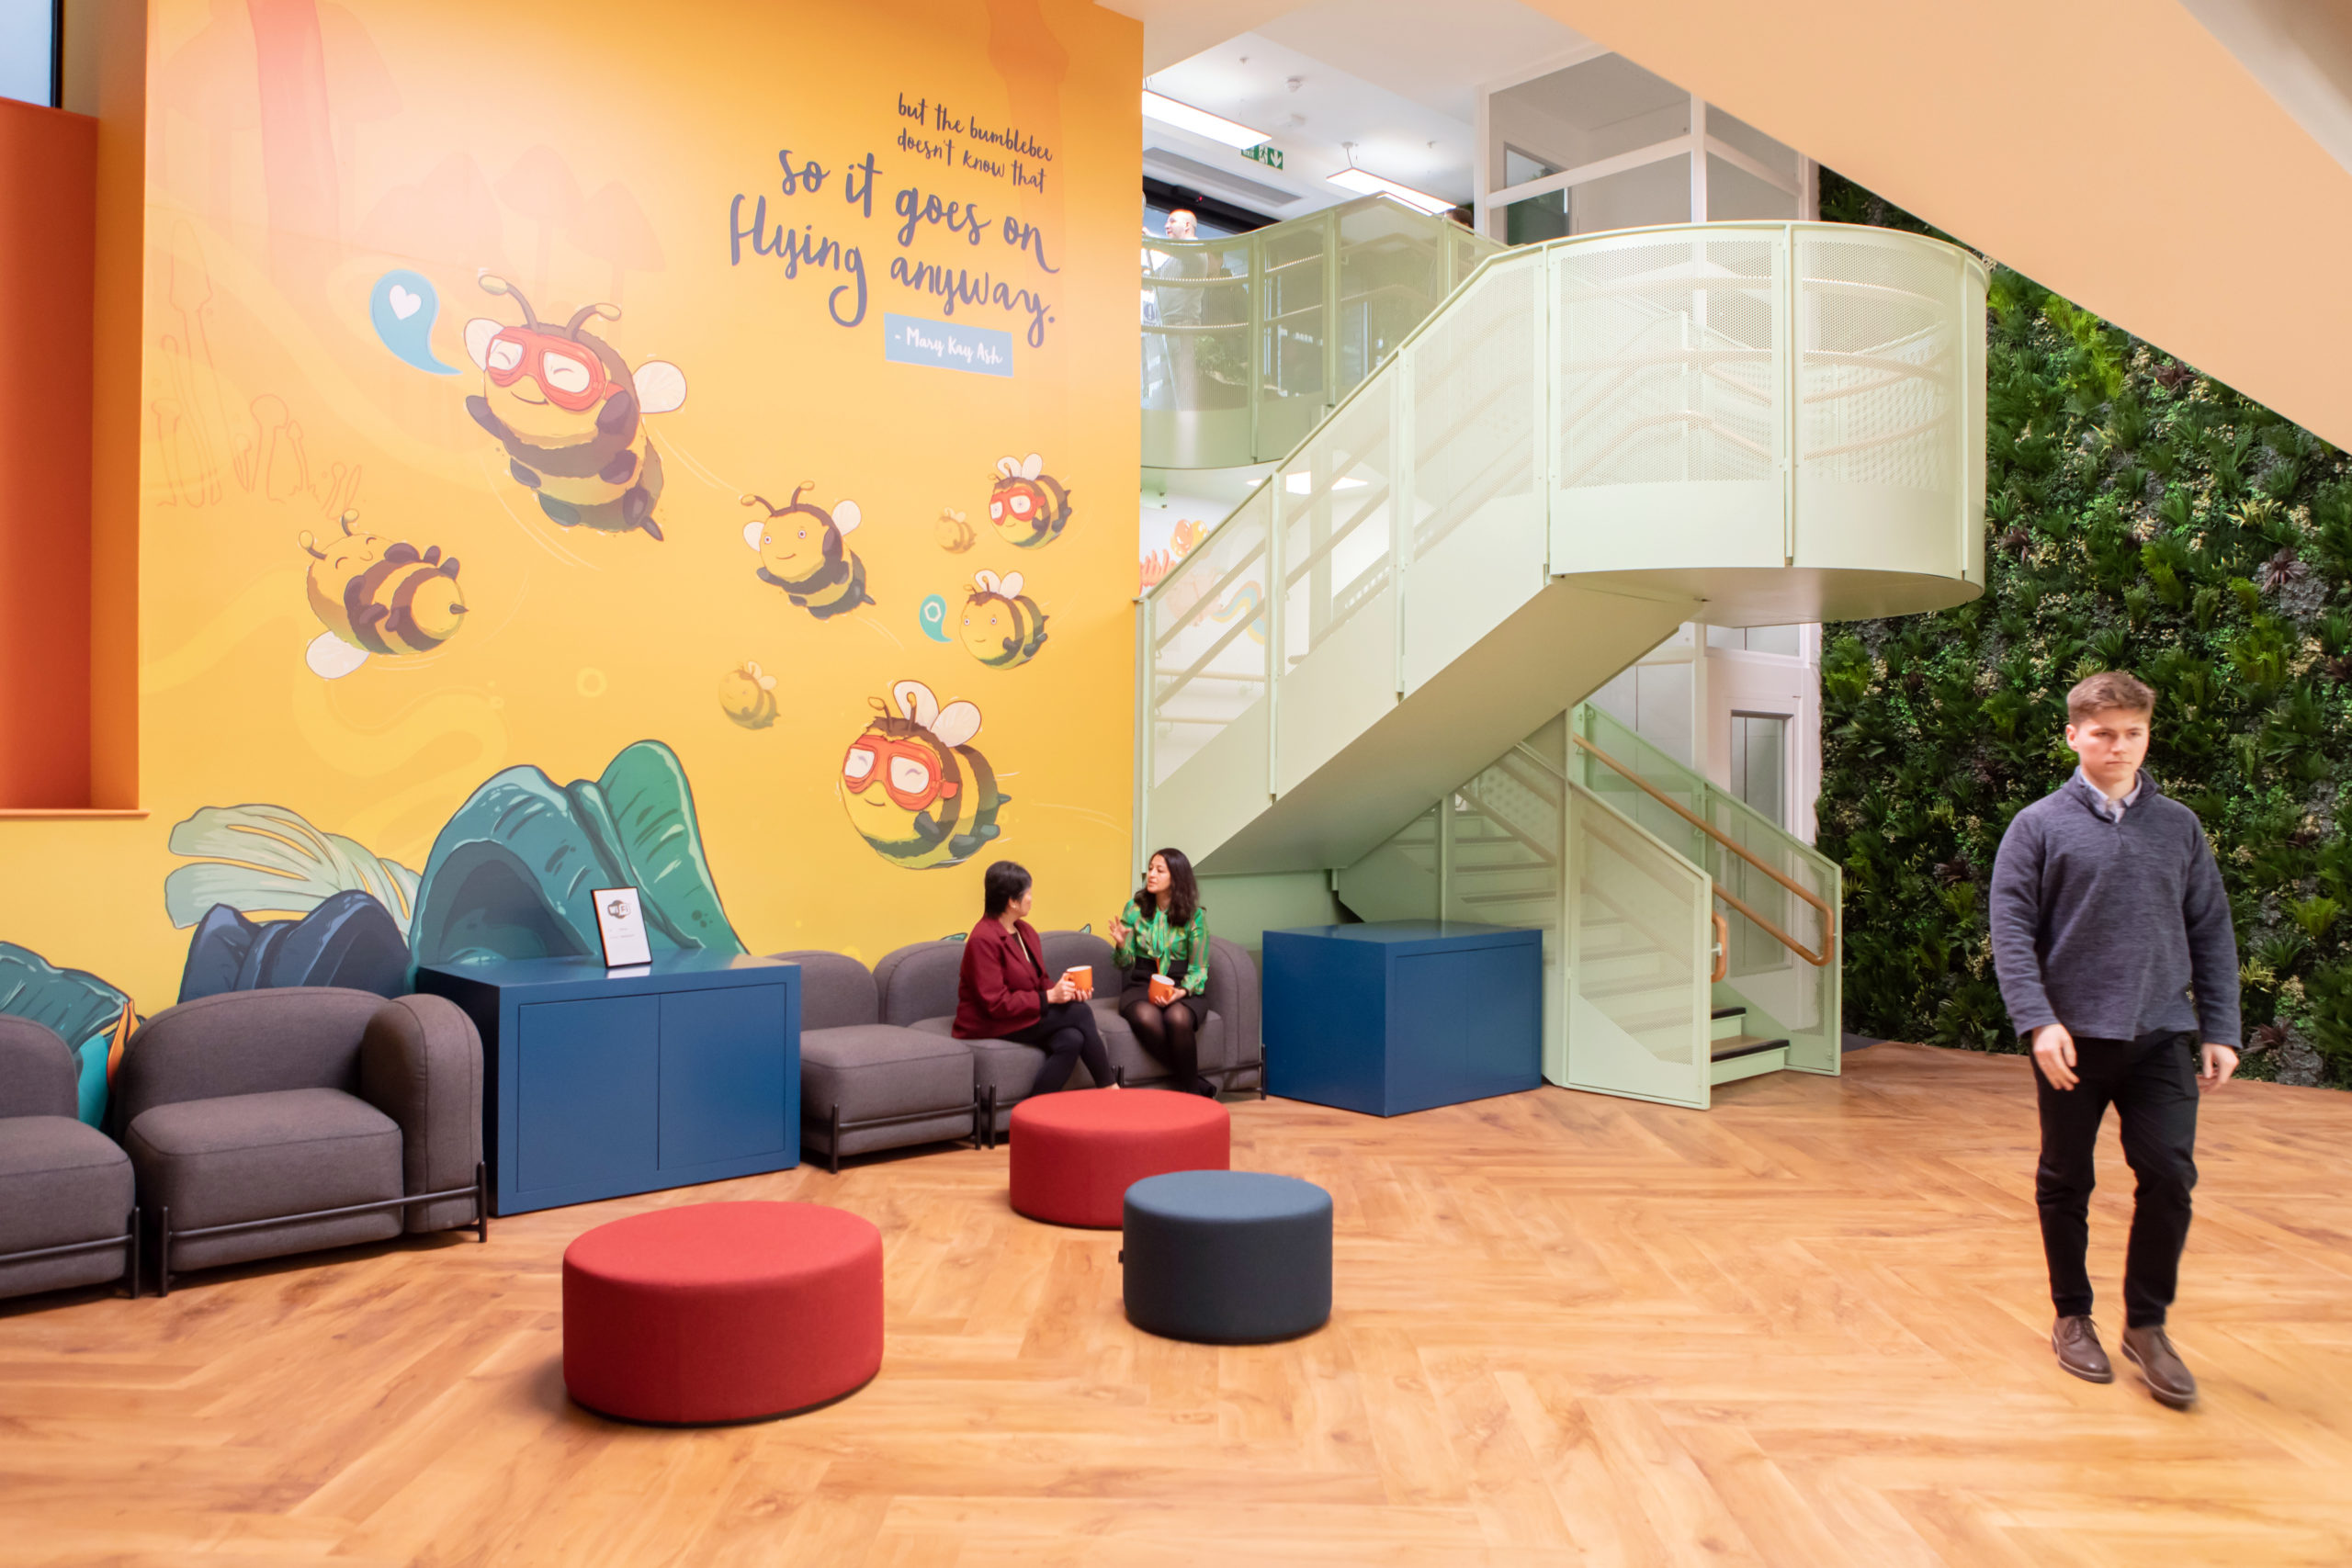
<box><xmin>1262</xmin><ymin>922</ymin><xmax>1541</xmax><ymax>1117</ymax></box>
<box><xmin>416</xmin><ymin>954</ymin><xmax>799</xmax><ymax>1215</ymax></box>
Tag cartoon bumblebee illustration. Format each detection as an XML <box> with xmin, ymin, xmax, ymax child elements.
<box><xmin>987</xmin><ymin>453</ymin><xmax>1073</xmax><ymax>550</ymax></box>
<box><xmin>463</xmin><ymin>276</ymin><xmax>685</xmax><ymax>540</ymax></box>
<box><xmin>958</xmin><ymin>570</ymin><xmax>1048</xmax><ymax>669</ymax></box>
<box><xmin>743</xmin><ymin>487</ymin><xmax>876</xmax><ymax>619</ymax></box>
<box><xmin>298</xmin><ymin>510</ymin><xmax>468</xmax><ymax>680</ymax></box>
<box><xmin>718</xmin><ymin>660</ymin><xmax>779</xmax><ymax>729</ymax></box>
<box><xmin>841</xmin><ymin>680</ymin><xmax>1007</xmax><ymax>871</ymax></box>
<box><xmin>935</xmin><ymin>507</ymin><xmax>975</xmax><ymax>553</ymax></box>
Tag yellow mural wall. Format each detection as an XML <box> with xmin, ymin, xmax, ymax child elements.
<box><xmin>0</xmin><ymin>0</ymin><xmax>1142</xmax><ymax>1095</ymax></box>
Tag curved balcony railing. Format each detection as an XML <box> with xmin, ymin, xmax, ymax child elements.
<box><xmin>1137</xmin><ymin>220</ymin><xmax>1986</xmax><ymax>872</ymax></box>
<box><xmin>1141</xmin><ymin>195</ymin><xmax>1501</xmax><ymax>469</ymax></box>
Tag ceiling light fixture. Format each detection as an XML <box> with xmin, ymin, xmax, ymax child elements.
<box><xmin>1328</xmin><ymin>142</ymin><xmax>1454</xmax><ymax>216</ymax></box>
<box><xmin>1142</xmin><ymin>90</ymin><xmax>1271</xmax><ymax>151</ymax></box>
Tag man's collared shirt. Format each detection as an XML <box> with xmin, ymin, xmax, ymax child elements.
<box><xmin>2072</xmin><ymin>766</ymin><xmax>2143</xmax><ymax>824</ymax></box>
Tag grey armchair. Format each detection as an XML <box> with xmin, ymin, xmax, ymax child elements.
<box><xmin>0</xmin><ymin>1016</ymin><xmax>137</xmax><ymax>1302</ymax></box>
<box><xmin>113</xmin><ymin>987</ymin><xmax>487</xmax><ymax>1293</ymax></box>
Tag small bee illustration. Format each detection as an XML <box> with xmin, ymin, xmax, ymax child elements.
<box><xmin>718</xmin><ymin>660</ymin><xmax>780</xmax><ymax>729</ymax></box>
<box><xmin>463</xmin><ymin>275</ymin><xmax>685</xmax><ymax>541</ymax></box>
<box><xmin>987</xmin><ymin>453</ymin><xmax>1073</xmax><ymax>549</ymax></box>
<box><xmin>743</xmin><ymin>486</ymin><xmax>876</xmax><ymax>620</ymax></box>
<box><xmin>959</xmin><ymin>570</ymin><xmax>1048</xmax><ymax>669</ymax></box>
<box><xmin>298</xmin><ymin>510</ymin><xmax>468</xmax><ymax>679</ymax></box>
<box><xmin>935</xmin><ymin>507</ymin><xmax>975</xmax><ymax>553</ymax></box>
<box><xmin>841</xmin><ymin>679</ymin><xmax>1008</xmax><ymax>871</ymax></box>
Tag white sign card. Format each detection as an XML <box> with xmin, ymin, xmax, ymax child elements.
<box><xmin>592</xmin><ymin>887</ymin><xmax>653</xmax><ymax>968</ymax></box>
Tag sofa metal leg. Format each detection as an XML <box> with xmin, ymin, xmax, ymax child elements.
<box><xmin>828</xmin><ymin>1102</ymin><xmax>842</xmax><ymax>1175</ymax></box>
<box><xmin>474</xmin><ymin>1161</ymin><xmax>491</xmax><ymax>1242</ymax></box>
<box><xmin>985</xmin><ymin>1088</ymin><xmax>999</xmax><ymax>1149</ymax></box>
<box><xmin>126</xmin><ymin>1208</ymin><xmax>141</xmax><ymax>1299</ymax></box>
<box><xmin>156</xmin><ymin>1206</ymin><xmax>171</xmax><ymax>1299</ymax></box>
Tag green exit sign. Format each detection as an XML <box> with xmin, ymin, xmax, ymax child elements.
<box><xmin>1243</xmin><ymin>144</ymin><xmax>1283</xmax><ymax>171</ymax></box>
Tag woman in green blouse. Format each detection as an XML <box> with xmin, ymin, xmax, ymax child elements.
<box><xmin>1109</xmin><ymin>847</ymin><xmax>1216</xmax><ymax>1097</ymax></box>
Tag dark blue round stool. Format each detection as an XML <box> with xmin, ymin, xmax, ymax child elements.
<box><xmin>1122</xmin><ymin>1170</ymin><xmax>1331</xmax><ymax>1344</ymax></box>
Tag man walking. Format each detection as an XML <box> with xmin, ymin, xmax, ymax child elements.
<box><xmin>1989</xmin><ymin>671</ymin><xmax>2240</xmax><ymax>1408</ymax></box>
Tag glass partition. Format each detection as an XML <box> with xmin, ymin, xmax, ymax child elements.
<box><xmin>1141</xmin><ymin>195</ymin><xmax>1501</xmax><ymax>469</ymax></box>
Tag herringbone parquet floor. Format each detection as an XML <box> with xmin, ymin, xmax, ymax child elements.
<box><xmin>5</xmin><ymin>1043</ymin><xmax>2350</xmax><ymax>1566</ymax></box>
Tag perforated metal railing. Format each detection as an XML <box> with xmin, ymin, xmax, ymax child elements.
<box><xmin>1140</xmin><ymin>221</ymin><xmax>1984</xmax><ymax>853</ymax></box>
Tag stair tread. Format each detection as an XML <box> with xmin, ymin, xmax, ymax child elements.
<box><xmin>1710</xmin><ymin>1033</ymin><xmax>1789</xmax><ymax>1063</ymax></box>
<box><xmin>1710</xmin><ymin>1006</ymin><xmax>1746</xmax><ymax>1020</ymax></box>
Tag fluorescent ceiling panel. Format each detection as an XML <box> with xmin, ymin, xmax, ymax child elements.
<box><xmin>1142</xmin><ymin>90</ymin><xmax>1272</xmax><ymax>150</ymax></box>
<box><xmin>1327</xmin><ymin>165</ymin><xmax>1454</xmax><ymax>215</ymax></box>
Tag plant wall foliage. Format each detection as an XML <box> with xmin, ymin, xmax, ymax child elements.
<box><xmin>1820</xmin><ymin>172</ymin><xmax>2350</xmax><ymax>1088</ymax></box>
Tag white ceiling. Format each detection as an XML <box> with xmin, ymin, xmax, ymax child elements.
<box><xmin>1135</xmin><ymin>0</ymin><xmax>1590</xmax><ymax>218</ymax></box>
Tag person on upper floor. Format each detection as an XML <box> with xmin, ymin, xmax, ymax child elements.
<box><xmin>956</xmin><ymin>860</ymin><xmax>1112</xmax><ymax>1095</ymax></box>
<box><xmin>1109</xmin><ymin>848</ymin><xmax>1216</xmax><ymax>1098</ymax></box>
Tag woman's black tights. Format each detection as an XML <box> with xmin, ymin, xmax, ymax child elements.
<box><xmin>1012</xmin><ymin>999</ymin><xmax>1113</xmax><ymax>1093</ymax></box>
<box><xmin>1123</xmin><ymin>998</ymin><xmax>1212</xmax><ymax>1096</ymax></box>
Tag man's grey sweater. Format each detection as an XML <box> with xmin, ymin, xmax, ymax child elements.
<box><xmin>1988</xmin><ymin>771</ymin><xmax>2242</xmax><ymax>1045</ymax></box>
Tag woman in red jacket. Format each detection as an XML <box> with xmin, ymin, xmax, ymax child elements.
<box><xmin>956</xmin><ymin>860</ymin><xmax>1112</xmax><ymax>1093</ymax></box>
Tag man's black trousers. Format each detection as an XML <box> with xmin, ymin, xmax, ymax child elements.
<box><xmin>2034</xmin><ymin>1031</ymin><xmax>2199</xmax><ymax>1328</ymax></box>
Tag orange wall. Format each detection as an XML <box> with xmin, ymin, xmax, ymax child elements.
<box><xmin>0</xmin><ymin>100</ymin><xmax>97</xmax><ymax>809</ymax></box>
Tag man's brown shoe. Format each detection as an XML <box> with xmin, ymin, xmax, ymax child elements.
<box><xmin>2052</xmin><ymin>1315</ymin><xmax>2114</xmax><ymax>1382</ymax></box>
<box><xmin>2120</xmin><ymin>1325</ymin><xmax>2198</xmax><ymax>1408</ymax></box>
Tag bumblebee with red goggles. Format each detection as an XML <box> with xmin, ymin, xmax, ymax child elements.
<box><xmin>463</xmin><ymin>275</ymin><xmax>686</xmax><ymax>540</ymax></box>
<box><xmin>987</xmin><ymin>452</ymin><xmax>1073</xmax><ymax>550</ymax></box>
<box><xmin>842</xmin><ymin>679</ymin><xmax>1008</xmax><ymax>870</ymax></box>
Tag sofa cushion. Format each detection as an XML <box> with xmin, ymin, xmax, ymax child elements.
<box><xmin>0</xmin><ymin>1017</ymin><xmax>79</xmax><ymax>1121</ymax></box>
<box><xmin>0</xmin><ymin>1116</ymin><xmax>132</xmax><ymax>1256</ymax></box>
<box><xmin>125</xmin><ymin>1087</ymin><xmax>402</xmax><ymax>1233</ymax></box>
<box><xmin>875</xmin><ymin>942</ymin><xmax>965</xmax><ymax>1027</ymax></box>
<box><xmin>114</xmin><ymin>987</ymin><xmax>389</xmax><ymax>1129</ymax></box>
<box><xmin>802</xmin><ymin>1024</ymin><xmax>973</xmax><ymax>1122</ymax></box>
<box><xmin>1043</xmin><ymin>930</ymin><xmax>1117</xmax><ymax>991</ymax></box>
<box><xmin>909</xmin><ymin>1017</ymin><xmax>1037</xmax><ymax>1101</ymax></box>
<box><xmin>771</xmin><ymin>951</ymin><xmax>880</xmax><ymax>1031</ymax></box>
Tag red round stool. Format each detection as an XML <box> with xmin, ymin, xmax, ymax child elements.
<box><xmin>1009</xmin><ymin>1089</ymin><xmax>1230</xmax><ymax>1228</ymax></box>
<box><xmin>562</xmin><ymin>1201</ymin><xmax>882</xmax><ymax>1425</ymax></box>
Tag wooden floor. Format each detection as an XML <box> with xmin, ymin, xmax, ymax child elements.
<box><xmin>6</xmin><ymin>1043</ymin><xmax>2352</xmax><ymax>1566</ymax></box>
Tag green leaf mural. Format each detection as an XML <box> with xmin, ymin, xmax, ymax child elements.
<box><xmin>0</xmin><ymin>943</ymin><xmax>134</xmax><ymax>1126</ymax></box>
<box><xmin>409</xmin><ymin>739</ymin><xmax>745</xmax><ymax>966</ymax></box>
<box><xmin>1820</xmin><ymin>171</ymin><xmax>2352</xmax><ymax>1089</ymax></box>
<box><xmin>164</xmin><ymin>805</ymin><xmax>422</xmax><ymax>934</ymax></box>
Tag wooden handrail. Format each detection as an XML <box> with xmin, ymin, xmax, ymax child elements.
<box><xmin>1711</xmin><ymin>912</ymin><xmax>1730</xmax><ymax>983</ymax></box>
<box><xmin>1571</xmin><ymin>731</ymin><xmax>1837</xmax><ymax>968</ymax></box>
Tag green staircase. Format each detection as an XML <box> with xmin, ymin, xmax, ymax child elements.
<box><xmin>1136</xmin><ymin>219</ymin><xmax>1984</xmax><ymax>1107</ymax></box>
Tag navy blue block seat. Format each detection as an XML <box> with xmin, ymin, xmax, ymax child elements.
<box><xmin>1121</xmin><ymin>1170</ymin><xmax>1331</xmax><ymax>1344</ymax></box>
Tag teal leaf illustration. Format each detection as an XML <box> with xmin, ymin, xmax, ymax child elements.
<box><xmin>0</xmin><ymin>943</ymin><xmax>132</xmax><ymax>1126</ymax></box>
<box><xmin>410</xmin><ymin>739</ymin><xmax>744</xmax><ymax>967</ymax></box>
<box><xmin>596</xmin><ymin>742</ymin><xmax>741</xmax><ymax>953</ymax></box>
<box><xmin>164</xmin><ymin>804</ymin><xmax>421</xmax><ymax>935</ymax></box>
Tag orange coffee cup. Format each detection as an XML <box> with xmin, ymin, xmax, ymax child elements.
<box><xmin>1149</xmin><ymin>973</ymin><xmax>1179</xmax><ymax>1005</ymax></box>
<box><xmin>1064</xmin><ymin>965</ymin><xmax>1092</xmax><ymax>994</ymax></box>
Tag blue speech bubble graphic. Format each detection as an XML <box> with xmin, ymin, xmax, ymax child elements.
<box><xmin>370</xmin><ymin>269</ymin><xmax>458</xmax><ymax>375</ymax></box>
<box><xmin>919</xmin><ymin>593</ymin><xmax>951</xmax><ymax>642</ymax></box>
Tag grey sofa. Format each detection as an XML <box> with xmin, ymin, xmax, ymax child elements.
<box><xmin>873</xmin><ymin>930</ymin><xmax>1262</xmax><ymax>1142</ymax></box>
<box><xmin>770</xmin><ymin>950</ymin><xmax>978</xmax><ymax>1173</ymax></box>
<box><xmin>113</xmin><ymin>987</ymin><xmax>488</xmax><ymax>1293</ymax></box>
<box><xmin>0</xmin><ymin>1016</ymin><xmax>138</xmax><ymax>1302</ymax></box>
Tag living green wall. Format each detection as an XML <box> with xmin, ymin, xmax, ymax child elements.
<box><xmin>1819</xmin><ymin>172</ymin><xmax>2352</xmax><ymax>1089</ymax></box>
